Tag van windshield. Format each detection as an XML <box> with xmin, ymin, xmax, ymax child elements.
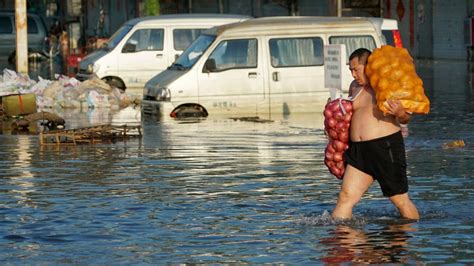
<box><xmin>105</xmin><ymin>25</ymin><xmax>133</xmax><ymax>50</ymax></box>
<box><xmin>171</xmin><ymin>34</ymin><xmax>216</xmax><ymax>70</ymax></box>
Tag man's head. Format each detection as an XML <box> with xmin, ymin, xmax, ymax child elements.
<box><xmin>349</xmin><ymin>48</ymin><xmax>372</xmax><ymax>86</ymax></box>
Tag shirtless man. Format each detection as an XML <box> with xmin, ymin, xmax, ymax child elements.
<box><xmin>331</xmin><ymin>48</ymin><xmax>420</xmax><ymax>220</ymax></box>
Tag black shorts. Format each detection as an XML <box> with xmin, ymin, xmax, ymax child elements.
<box><xmin>344</xmin><ymin>131</ymin><xmax>408</xmax><ymax>197</ymax></box>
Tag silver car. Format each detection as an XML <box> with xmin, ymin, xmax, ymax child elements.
<box><xmin>0</xmin><ymin>11</ymin><xmax>47</xmax><ymax>60</ymax></box>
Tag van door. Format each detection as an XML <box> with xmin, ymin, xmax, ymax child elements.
<box><xmin>265</xmin><ymin>35</ymin><xmax>326</xmax><ymax>114</ymax></box>
<box><xmin>117</xmin><ymin>28</ymin><xmax>168</xmax><ymax>88</ymax></box>
<box><xmin>197</xmin><ymin>38</ymin><xmax>265</xmax><ymax>114</ymax></box>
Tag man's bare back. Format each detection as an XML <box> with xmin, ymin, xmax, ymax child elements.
<box><xmin>349</xmin><ymin>81</ymin><xmax>401</xmax><ymax>142</ymax></box>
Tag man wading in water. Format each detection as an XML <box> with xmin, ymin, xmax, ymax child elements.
<box><xmin>331</xmin><ymin>48</ymin><xmax>420</xmax><ymax>220</ymax></box>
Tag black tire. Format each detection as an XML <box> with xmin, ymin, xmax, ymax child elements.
<box><xmin>42</xmin><ymin>36</ymin><xmax>60</xmax><ymax>58</ymax></box>
<box><xmin>171</xmin><ymin>104</ymin><xmax>208</xmax><ymax>118</ymax></box>
<box><xmin>102</xmin><ymin>77</ymin><xmax>126</xmax><ymax>92</ymax></box>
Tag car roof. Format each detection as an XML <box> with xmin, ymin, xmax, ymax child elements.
<box><xmin>0</xmin><ymin>11</ymin><xmax>41</xmax><ymax>17</ymax></box>
<box><xmin>206</xmin><ymin>16</ymin><xmax>383</xmax><ymax>37</ymax></box>
<box><xmin>125</xmin><ymin>14</ymin><xmax>251</xmax><ymax>27</ymax></box>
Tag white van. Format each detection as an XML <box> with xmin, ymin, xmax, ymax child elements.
<box><xmin>142</xmin><ymin>17</ymin><xmax>396</xmax><ymax>117</ymax></box>
<box><xmin>142</xmin><ymin>16</ymin><xmax>398</xmax><ymax>118</ymax></box>
<box><xmin>76</xmin><ymin>14</ymin><xmax>250</xmax><ymax>93</ymax></box>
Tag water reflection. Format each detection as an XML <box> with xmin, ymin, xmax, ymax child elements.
<box><xmin>0</xmin><ymin>106</ymin><xmax>142</xmax><ymax>134</ymax></box>
<box><xmin>9</xmin><ymin>136</ymin><xmax>37</xmax><ymax>208</ymax></box>
<box><xmin>320</xmin><ymin>223</ymin><xmax>415</xmax><ymax>264</ymax></box>
<box><xmin>0</xmin><ymin>59</ymin><xmax>473</xmax><ymax>264</ymax></box>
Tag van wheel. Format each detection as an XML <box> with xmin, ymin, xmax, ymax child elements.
<box><xmin>102</xmin><ymin>77</ymin><xmax>125</xmax><ymax>92</ymax></box>
<box><xmin>171</xmin><ymin>104</ymin><xmax>208</xmax><ymax>119</ymax></box>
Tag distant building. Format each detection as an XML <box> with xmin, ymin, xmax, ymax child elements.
<box><xmin>0</xmin><ymin>0</ymin><xmax>471</xmax><ymax>60</ymax></box>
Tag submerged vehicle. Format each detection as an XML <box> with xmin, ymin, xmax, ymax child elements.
<box><xmin>142</xmin><ymin>16</ymin><xmax>401</xmax><ymax>118</ymax></box>
<box><xmin>76</xmin><ymin>14</ymin><xmax>250</xmax><ymax>92</ymax></box>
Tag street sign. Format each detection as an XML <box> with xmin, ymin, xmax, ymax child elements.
<box><xmin>324</xmin><ymin>44</ymin><xmax>346</xmax><ymax>100</ymax></box>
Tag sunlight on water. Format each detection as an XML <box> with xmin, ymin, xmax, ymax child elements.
<box><xmin>0</xmin><ymin>60</ymin><xmax>473</xmax><ymax>264</ymax></box>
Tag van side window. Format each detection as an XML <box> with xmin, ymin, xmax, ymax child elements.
<box><xmin>173</xmin><ymin>29</ymin><xmax>205</xmax><ymax>51</ymax></box>
<box><xmin>207</xmin><ymin>39</ymin><xmax>257</xmax><ymax>72</ymax></box>
<box><xmin>123</xmin><ymin>29</ymin><xmax>164</xmax><ymax>52</ymax></box>
<box><xmin>269</xmin><ymin>37</ymin><xmax>323</xmax><ymax>67</ymax></box>
<box><xmin>0</xmin><ymin>16</ymin><xmax>13</xmax><ymax>34</ymax></box>
<box><xmin>27</xmin><ymin>17</ymin><xmax>38</xmax><ymax>34</ymax></box>
<box><xmin>329</xmin><ymin>35</ymin><xmax>376</xmax><ymax>63</ymax></box>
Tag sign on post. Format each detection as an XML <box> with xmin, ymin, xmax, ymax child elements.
<box><xmin>324</xmin><ymin>44</ymin><xmax>346</xmax><ymax>100</ymax></box>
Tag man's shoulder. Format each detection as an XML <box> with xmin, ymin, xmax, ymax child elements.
<box><xmin>349</xmin><ymin>80</ymin><xmax>361</xmax><ymax>96</ymax></box>
<box><xmin>350</xmin><ymin>80</ymin><xmax>358</xmax><ymax>87</ymax></box>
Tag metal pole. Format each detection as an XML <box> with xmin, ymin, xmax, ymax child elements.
<box><xmin>219</xmin><ymin>0</ymin><xmax>224</xmax><ymax>13</ymax></box>
<box><xmin>337</xmin><ymin>0</ymin><xmax>342</xmax><ymax>17</ymax></box>
<box><xmin>15</xmin><ymin>0</ymin><xmax>28</xmax><ymax>74</ymax></box>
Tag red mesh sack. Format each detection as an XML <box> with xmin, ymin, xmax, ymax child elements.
<box><xmin>323</xmin><ymin>98</ymin><xmax>353</xmax><ymax>179</ymax></box>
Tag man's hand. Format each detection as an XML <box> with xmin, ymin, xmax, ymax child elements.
<box><xmin>385</xmin><ymin>99</ymin><xmax>411</xmax><ymax>124</ymax></box>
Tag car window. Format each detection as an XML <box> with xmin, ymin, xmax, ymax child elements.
<box><xmin>173</xmin><ymin>29</ymin><xmax>206</xmax><ymax>51</ymax></box>
<box><xmin>27</xmin><ymin>17</ymin><xmax>38</xmax><ymax>34</ymax></box>
<box><xmin>208</xmin><ymin>39</ymin><xmax>257</xmax><ymax>71</ymax></box>
<box><xmin>124</xmin><ymin>28</ymin><xmax>164</xmax><ymax>52</ymax></box>
<box><xmin>329</xmin><ymin>35</ymin><xmax>376</xmax><ymax>63</ymax></box>
<box><xmin>107</xmin><ymin>25</ymin><xmax>133</xmax><ymax>49</ymax></box>
<box><xmin>269</xmin><ymin>37</ymin><xmax>323</xmax><ymax>67</ymax></box>
<box><xmin>0</xmin><ymin>16</ymin><xmax>13</xmax><ymax>34</ymax></box>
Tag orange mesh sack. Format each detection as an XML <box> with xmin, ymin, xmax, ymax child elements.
<box><xmin>366</xmin><ymin>45</ymin><xmax>430</xmax><ymax>114</ymax></box>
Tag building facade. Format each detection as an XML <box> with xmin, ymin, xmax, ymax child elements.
<box><xmin>0</xmin><ymin>0</ymin><xmax>472</xmax><ymax>60</ymax></box>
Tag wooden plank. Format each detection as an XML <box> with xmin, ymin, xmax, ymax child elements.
<box><xmin>39</xmin><ymin>124</ymin><xmax>142</xmax><ymax>146</ymax></box>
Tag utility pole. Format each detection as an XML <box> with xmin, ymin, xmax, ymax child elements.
<box><xmin>337</xmin><ymin>0</ymin><xmax>342</xmax><ymax>17</ymax></box>
<box><xmin>15</xmin><ymin>0</ymin><xmax>28</xmax><ymax>74</ymax></box>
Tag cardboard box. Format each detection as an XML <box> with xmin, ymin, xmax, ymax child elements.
<box><xmin>1</xmin><ymin>94</ymin><xmax>37</xmax><ymax>116</ymax></box>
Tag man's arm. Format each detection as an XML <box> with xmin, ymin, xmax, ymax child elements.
<box><xmin>385</xmin><ymin>99</ymin><xmax>411</xmax><ymax>124</ymax></box>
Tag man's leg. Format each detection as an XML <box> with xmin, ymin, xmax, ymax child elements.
<box><xmin>332</xmin><ymin>165</ymin><xmax>373</xmax><ymax>219</ymax></box>
<box><xmin>389</xmin><ymin>193</ymin><xmax>420</xmax><ymax>220</ymax></box>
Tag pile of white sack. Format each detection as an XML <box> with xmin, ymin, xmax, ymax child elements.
<box><xmin>0</xmin><ymin>69</ymin><xmax>134</xmax><ymax>110</ymax></box>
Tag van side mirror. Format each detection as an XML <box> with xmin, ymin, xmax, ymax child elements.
<box><xmin>122</xmin><ymin>43</ymin><xmax>136</xmax><ymax>53</ymax></box>
<box><xmin>204</xmin><ymin>58</ymin><xmax>217</xmax><ymax>73</ymax></box>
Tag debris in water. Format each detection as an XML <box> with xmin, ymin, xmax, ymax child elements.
<box><xmin>442</xmin><ymin>140</ymin><xmax>465</xmax><ymax>149</ymax></box>
<box><xmin>39</xmin><ymin>124</ymin><xmax>141</xmax><ymax>145</ymax></box>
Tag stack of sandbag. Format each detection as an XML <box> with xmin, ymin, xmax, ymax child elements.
<box><xmin>323</xmin><ymin>98</ymin><xmax>353</xmax><ymax>179</ymax></box>
<box><xmin>366</xmin><ymin>45</ymin><xmax>430</xmax><ymax>114</ymax></box>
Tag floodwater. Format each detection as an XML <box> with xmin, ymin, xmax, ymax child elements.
<box><xmin>0</xmin><ymin>59</ymin><xmax>473</xmax><ymax>264</ymax></box>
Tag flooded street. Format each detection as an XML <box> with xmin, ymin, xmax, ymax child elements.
<box><xmin>0</xmin><ymin>59</ymin><xmax>473</xmax><ymax>264</ymax></box>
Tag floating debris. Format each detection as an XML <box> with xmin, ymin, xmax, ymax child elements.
<box><xmin>230</xmin><ymin>116</ymin><xmax>274</xmax><ymax>123</ymax></box>
<box><xmin>442</xmin><ymin>140</ymin><xmax>465</xmax><ymax>149</ymax></box>
<box><xmin>14</xmin><ymin>111</ymin><xmax>65</xmax><ymax>130</ymax></box>
<box><xmin>39</xmin><ymin>124</ymin><xmax>141</xmax><ymax>145</ymax></box>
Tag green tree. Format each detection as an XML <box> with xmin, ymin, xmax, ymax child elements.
<box><xmin>145</xmin><ymin>0</ymin><xmax>160</xmax><ymax>16</ymax></box>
